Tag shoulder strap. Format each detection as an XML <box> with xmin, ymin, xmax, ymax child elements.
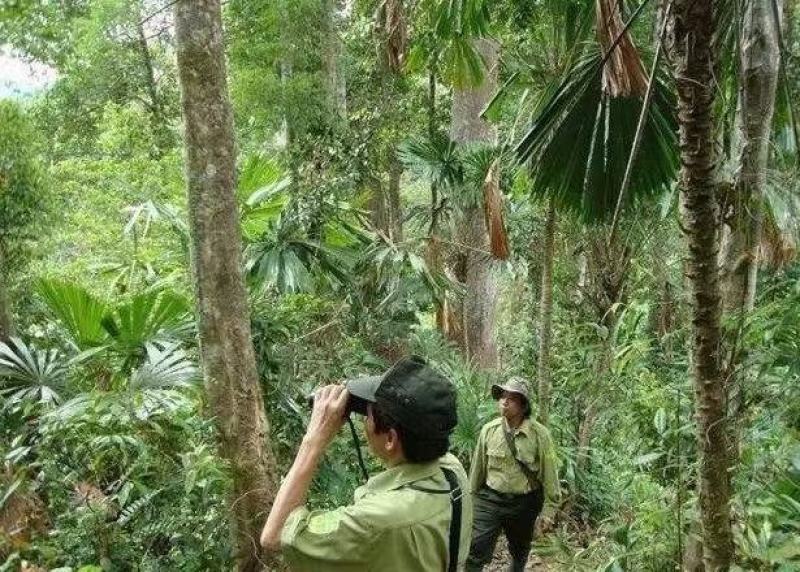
<box><xmin>406</xmin><ymin>468</ymin><xmax>462</xmax><ymax>572</ymax></box>
<box><xmin>503</xmin><ymin>427</ymin><xmax>539</xmax><ymax>491</ymax></box>
<box><xmin>441</xmin><ymin>467</ymin><xmax>462</xmax><ymax>572</ymax></box>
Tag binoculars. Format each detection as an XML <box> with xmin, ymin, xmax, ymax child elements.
<box><xmin>306</xmin><ymin>388</ymin><xmax>369</xmax><ymax>416</ymax></box>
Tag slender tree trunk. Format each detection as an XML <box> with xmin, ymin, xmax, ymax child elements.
<box><xmin>537</xmin><ymin>198</ymin><xmax>556</xmax><ymax>424</ymax></box>
<box><xmin>449</xmin><ymin>38</ymin><xmax>500</xmax><ymax>369</ymax></box>
<box><xmin>0</xmin><ymin>249</ymin><xmax>14</xmax><ymax>342</ymax></box>
<box><xmin>323</xmin><ymin>0</ymin><xmax>347</xmax><ymax>121</ymax></box>
<box><xmin>672</xmin><ymin>1</ymin><xmax>735</xmax><ymax>568</ymax></box>
<box><xmin>173</xmin><ymin>2</ymin><xmax>277</xmax><ymax>570</ymax></box>
<box><xmin>387</xmin><ymin>150</ymin><xmax>403</xmax><ymax>241</ymax></box>
<box><xmin>720</xmin><ymin>0</ymin><xmax>782</xmax><ymax>464</ymax></box>
<box><xmin>134</xmin><ymin>2</ymin><xmax>169</xmax><ymax>155</ymax></box>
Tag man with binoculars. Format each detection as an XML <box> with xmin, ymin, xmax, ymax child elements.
<box><xmin>261</xmin><ymin>355</ymin><xmax>473</xmax><ymax>571</ymax></box>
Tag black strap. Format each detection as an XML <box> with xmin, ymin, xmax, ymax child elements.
<box><xmin>407</xmin><ymin>468</ymin><xmax>462</xmax><ymax>572</ymax></box>
<box><xmin>442</xmin><ymin>468</ymin><xmax>462</xmax><ymax>572</ymax></box>
<box><xmin>347</xmin><ymin>415</ymin><xmax>370</xmax><ymax>482</ymax></box>
<box><xmin>502</xmin><ymin>428</ymin><xmax>539</xmax><ymax>491</ymax></box>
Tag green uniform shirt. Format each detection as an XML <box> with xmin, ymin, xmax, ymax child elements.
<box><xmin>281</xmin><ymin>453</ymin><xmax>473</xmax><ymax>571</ymax></box>
<box><xmin>469</xmin><ymin>417</ymin><xmax>560</xmax><ymax>502</ymax></box>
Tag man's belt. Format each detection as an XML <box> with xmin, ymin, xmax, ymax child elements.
<box><xmin>484</xmin><ymin>484</ymin><xmax>539</xmax><ymax>500</ymax></box>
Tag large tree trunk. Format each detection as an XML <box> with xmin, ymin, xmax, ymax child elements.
<box><xmin>671</xmin><ymin>1</ymin><xmax>735</xmax><ymax>568</ymax></box>
<box><xmin>449</xmin><ymin>38</ymin><xmax>500</xmax><ymax>369</ymax></box>
<box><xmin>720</xmin><ymin>0</ymin><xmax>782</xmax><ymax>464</ymax></box>
<box><xmin>173</xmin><ymin>2</ymin><xmax>277</xmax><ymax>570</ymax></box>
<box><xmin>537</xmin><ymin>198</ymin><xmax>556</xmax><ymax>425</ymax></box>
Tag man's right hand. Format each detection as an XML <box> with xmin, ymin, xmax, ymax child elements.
<box><xmin>304</xmin><ymin>384</ymin><xmax>350</xmax><ymax>450</ymax></box>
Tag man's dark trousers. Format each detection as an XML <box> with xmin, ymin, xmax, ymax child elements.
<box><xmin>466</xmin><ymin>486</ymin><xmax>544</xmax><ymax>572</ymax></box>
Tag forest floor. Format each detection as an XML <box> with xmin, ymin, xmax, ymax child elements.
<box><xmin>486</xmin><ymin>536</ymin><xmax>550</xmax><ymax>571</ymax></box>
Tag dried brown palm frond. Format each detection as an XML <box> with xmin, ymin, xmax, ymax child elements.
<box><xmin>761</xmin><ymin>212</ymin><xmax>797</xmax><ymax>269</ymax></box>
<box><xmin>482</xmin><ymin>158</ymin><xmax>509</xmax><ymax>260</ymax></box>
<box><xmin>595</xmin><ymin>0</ymin><xmax>647</xmax><ymax>97</ymax></box>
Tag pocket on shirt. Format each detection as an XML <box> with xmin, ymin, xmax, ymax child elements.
<box><xmin>487</xmin><ymin>445</ymin><xmax>509</xmax><ymax>472</ymax></box>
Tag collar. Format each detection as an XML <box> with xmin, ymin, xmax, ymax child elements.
<box><xmin>502</xmin><ymin>417</ymin><xmax>532</xmax><ymax>437</ymax></box>
<box><xmin>362</xmin><ymin>460</ymin><xmax>441</xmax><ymax>494</ymax></box>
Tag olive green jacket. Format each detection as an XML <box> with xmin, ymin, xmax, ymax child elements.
<box><xmin>469</xmin><ymin>417</ymin><xmax>560</xmax><ymax>502</ymax></box>
<box><xmin>281</xmin><ymin>453</ymin><xmax>473</xmax><ymax>571</ymax></box>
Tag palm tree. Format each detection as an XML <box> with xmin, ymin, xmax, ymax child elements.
<box><xmin>514</xmin><ymin>0</ymin><xmax>678</xmax><ymax>465</ymax></box>
<box><xmin>671</xmin><ymin>0</ymin><xmax>735</xmax><ymax>567</ymax></box>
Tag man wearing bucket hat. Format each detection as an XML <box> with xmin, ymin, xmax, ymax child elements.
<box><xmin>261</xmin><ymin>355</ymin><xmax>473</xmax><ymax>571</ymax></box>
<box><xmin>466</xmin><ymin>377</ymin><xmax>559</xmax><ymax>572</ymax></box>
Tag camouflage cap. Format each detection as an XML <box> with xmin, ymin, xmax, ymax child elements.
<box><xmin>491</xmin><ymin>376</ymin><xmax>531</xmax><ymax>402</ymax></box>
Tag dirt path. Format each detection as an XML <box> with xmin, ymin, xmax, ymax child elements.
<box><xmin>483</xmin><ymin>536</ymin><xmax>550</xmax><ymax>571</ymax></box>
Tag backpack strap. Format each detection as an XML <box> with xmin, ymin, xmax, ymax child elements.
<box><xmin>442</xmin><ymin>468</ymin><xmax>462</xmax><ymax>572</ymax></box>
<box><xmin>406</xmin><ymin>468</ymin><xmax>462</xmax><ymax>572</ymax></box>
<box><xmin>503</xmin><ymin>427</ymin><xmax>539</xmax><ymax>492</ymax></box>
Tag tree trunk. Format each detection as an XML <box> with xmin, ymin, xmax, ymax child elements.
<box><xmin>537</xmin><ymin>198</ymin><xmax>556</xmax><ymax>424</ymax></box>
<box><xmin>323</xmin><ymin>0</ymin><xmax>347</xmax><ymax>121</ymax></box>
<box><xmin>0</xmin><ymin>249</ymin><xmax>14</xmax><ymax>343</ymax></box>
<box><xmin>368</xmin><ymin>159</ymin><xmax>403</xmax><ymax>242</ymax></box>
<box><xmin>173</xmin><ymin>2</ymin><xmax>277</xmax><ymax>570</ymax></box>
<box><xmin>449</xmin><ymin>38</ymin><xmax>500</xmax><ymax>369</ymax></box>
<box><xmin>720</xmin><ymin>0</ymin><xmax>782</xmax><ymax>466</ymax></box>
<box><xmin>134</xmin><ymin>1</ymin><xmax>170</xmax><ymax>155</ymax></box>
<box><xmin>387</xmin><ymin>150</ymin><xmax>403</xmax><ymax>241</ymax></box>
<box><xmin>671</xmin><ymin>1</ymin><xmax>735</xmax><ymax>568</ymax></box>
<box><xmin>722</xmin><ymin>0</ymin><xmax>781</xmax><ymax>315</ymax></box>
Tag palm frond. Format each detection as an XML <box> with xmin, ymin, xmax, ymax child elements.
<box><xmin>102</xmin><ymin>289</ymin><xmax>191</xmax><ymax>354</ymax></box>
<box><xmin>37</xmin><ymin>278</ymin><xmax>109</xmax><ymax>350</ymax></box>
<box><xmin>0</xmin><ymin>338</ymin><xmax>66</xmax><ymax>408</ymax></box>
<box><xmin>237</xmin><ymin>154</ymin><xmax>289</xmax><ymax>201</ymax></box>
<box><xmin>129</xmin><ymin>343</ymin><xmax>199</xmax><ymax>391</ymax></box>
<box><xmin>515</xmin><ymin>49</ymin><xmax>678</xmax><ymax>222</ymax></box>
<box><xmin>482</xmin><ymin>158</ymin><xmax>509</xmax><ymax>260</ymax></box>
<box><xmin>399</xmin><ymin>134</ymin><xmax>464</xmax><ymax>190</ymax></box>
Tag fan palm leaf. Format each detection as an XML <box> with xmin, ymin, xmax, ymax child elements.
<box><xmin>0</xmin><ymin>338</ymin><xmax>66</xmax><ymax>408</ymax></box>
<box><xmin>101</xmin><ymin>290</ymin><xmax>192</xmax><ymax>356</ymax></box>
<box><xmin>515</xmin><ymin>48</ymin><xmax>678</xmax><ymax>222</ymax></box>
<box><xmin>37</xmin><ymin>279</ymin><xmax>109</xmax><ymax>350</ymax></box>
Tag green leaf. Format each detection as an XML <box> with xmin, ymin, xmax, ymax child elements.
<box><xmin>37</xmin><ymin>278</ymin><xmax>109</xmax><ymax>349</ymax></box>
<box><xmin>634</xmin><ymin>451</ymin><xmax>664</xmax><ymax>466</ymax></box>
<box><xmin>654</xmin><ymin>407</ymin><xmax>667</xmax><ymax>436</ymax></box>
<box><xmin>515</xmin><ymin>49</ymin><xmax>678</xmax><ymax>222</ymax></box>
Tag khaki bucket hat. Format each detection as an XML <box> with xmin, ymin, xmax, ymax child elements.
<box><xmin>490</xmin><ymin>376</ymin><xmax>531</xmax><ymax>402</ymax></box>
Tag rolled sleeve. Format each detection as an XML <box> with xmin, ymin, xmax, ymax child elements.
<box><xmin>280</xmin><ymin>504</ymin><xmax>378</xmax><ymax>570</ymax></box>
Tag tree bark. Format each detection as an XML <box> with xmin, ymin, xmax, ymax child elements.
<box><xmin>173</xmin><ymin>2</ymin><xmax>277</xmax><ymax>570</ymax></box>
<box><xmin>323</xmin><ymin>0</ymin><xmax>347</xmax><ymax>120</ymax></box>
<box><xmin>449</xmin><ymin>38</ymin><xmax>500</xmax><ymax>369</ymax></box>
<box><xmin>671</xmin><ymin>1</ymin><xmax>735</xmax><ymax>568</ymax></box>
<box><xmin>133</xmin><ymin>1</ymin><xmax>170</xmax><ymax>155</ymax></box>
<box><xmin>537</xmin><ymin>198</ymin><xmax>556</xmax><ymax>425</ymax></box>
<box><xmin>721</xmin><ymin>0</ymin><xmax>782</xmax><ymax>468</ymax></box>
<box><xmin>721</xmin><ymin>0</ymin><xmax>781</xmax><ymax>316</ymax></box>
<box><xmin>367</xmin><ymin>157</ymin><xmax>403</xmax><ymax>242</ymax></box>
